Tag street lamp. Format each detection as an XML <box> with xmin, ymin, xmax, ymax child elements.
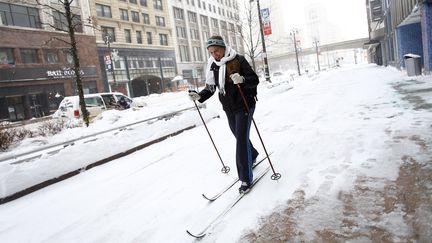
<box><xmin>104</xmin><ymin>35</ymin><xmax>117</xmax><ymax>85</ymax></box>
<box><xmin>250</xmin><ymin>0</ymin><xmax>271</xmax><ymax>83</ymax></box>
<box><xmin>313</xmin><ymin>39</ymin><xmax>321</xmax><ymax>72</ymax></box>
<box><xmin>290</xmin><ymin>29</ymin><xmax>301</xmax><ymax>76</ymax></box>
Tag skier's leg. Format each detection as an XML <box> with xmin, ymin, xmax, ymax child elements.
<box><xmin>234</xmin><ymin>107</ymin><xmax>255</xmax><ymax>185</ymax></box>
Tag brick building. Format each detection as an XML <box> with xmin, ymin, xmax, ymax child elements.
<box><xmin>0</xmin><ymin>0</ymin><xmax>103</xmax><ymax>121</ymax></box>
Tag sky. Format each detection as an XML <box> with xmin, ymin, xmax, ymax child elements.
<box><xmin>0</xmin><ymin>64</ymin><xmax>431</xmax><ymax>242</ymax></box>
<box><xmin>279</xmin><ymin>0</ymin><xmax>369</xmax><ymax>43</ymax></box>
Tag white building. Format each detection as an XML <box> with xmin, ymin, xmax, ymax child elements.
<box><xmin>168</xmin><ymin>0</ymin><xmax>244</xmax><ymax>85</ymax></box>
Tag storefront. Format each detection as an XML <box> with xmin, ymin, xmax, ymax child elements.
<box><xmin>0</xmin><ymin>66</ymin><xmax>100</xmax><ymax>121</ymax></box>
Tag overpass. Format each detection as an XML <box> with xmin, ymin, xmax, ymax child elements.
<box><xmin>268</xmin><ymin>37</ymin><xmax>370</xmax><ymax>62</ymax></box>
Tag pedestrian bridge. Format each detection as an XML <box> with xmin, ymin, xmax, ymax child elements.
<box><xmin>268</xmin><ymin>37</ymin><xmax>370</xmax><ymax>61</ymax></box>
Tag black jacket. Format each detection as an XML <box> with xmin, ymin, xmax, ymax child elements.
<box><xmin>198</xmin><ymin>54</ymin><xmax>259</xmax><ymax>113</ymax></box>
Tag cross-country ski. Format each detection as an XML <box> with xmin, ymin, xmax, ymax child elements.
<box><xmin>186</xmin><ymin>166</ymin><xmax>271</xmax><ymax>239</ymax></box>
<box><xmin>202</xmin><ymin>152</ymin><xmax>273</xmax><ymax>202</ymax></box>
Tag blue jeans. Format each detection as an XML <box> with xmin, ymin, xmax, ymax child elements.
<box><xmin>225</xmin><ymin>106</ymin><xmax>259</xmax><ymax>185</ymax></box>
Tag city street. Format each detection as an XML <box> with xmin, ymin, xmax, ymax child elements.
<box><xmin>0</xmin><ymin>64</ymin><xmax>431</xmax><ymax>242</ymax></box>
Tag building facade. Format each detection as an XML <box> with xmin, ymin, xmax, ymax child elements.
<box><xmin>168</xmin><ymin>0</ymin><xmax>244</xmax><ymax>86</ymax></box>
<box><xmin>365</xmin><ymin>0</ymin><xmax>432</xmax><ymax>73</ymax></box>
<box><xmin>91</xmin><ymin>0</ymin><xmax>177</xmax><ymax>96</ymax></box>
<box><xmin>0</xmin><ymin>0</ymin><xmax>103</xmax><ymax>121</ymax></box>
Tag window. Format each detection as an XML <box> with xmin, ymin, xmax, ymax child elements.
<box><xmin>142</xmin><ymin>13</ymin><xmax>150</xmax><ymax>24</ymax></box>
<box><xmin>193</xmin><ymin>46</ymin><xmax>202</xmax><ymax>61</ymax></box>
<box><xmin>102</xmin><ymin>26</ymin><xmax>116</xmax><ymax>42</ymax></box>
<box><xmin>220</xmin><ymin>21</ymin><xmax>226</xmax><ymax>30</ymax></box>
<box><xmin>229</xmin><ymin>23</ymin><xmax>235</xmax><ymax>32</ymax></box>
<box><xmin>136</xmin><ymin>31</ymin><xmax>142</xmax><ymax>44</ymax></box>
<box><xmin>44</xmin><ymin>49</ymin><xmax>59</xmax><ymax>64</ymax></box>
<box><xmin>200</xmin><ymin>15</ymin><xmax>208</xmax><ymax>27</ymax></box>
<box><xmin>131</xmin><ymin>11</ymin><xmax>139</xmax><ymax>22</ymax></box>
<box><xmin>96</xmin><ymin>4</ymin><xmax>112</xmax><ymax>18</ymax></box>
<box><xmin>159</xmin><ymin>34</ymin><xmax>168</xmax><ymax>46</ymax></box>
<box><xmin>0</xmin><ymin>2</ymin><xmax>41</xmax><ymax>28</ymax></box>
<box><xmin>202</xmin><ymin>31</ymin><xmax>209</xmax><ymax>41</ymax></box>
<box><xmin>53</xmin><ymin>10</ymin><xmax>82</xmax><ymax>32</ymax></box>
<box><xmin>140</xmin><ymin>0</ymin><xmax>147</xmax><ymax>6</ymax></box>
<box><xmin>20</xmin><ymin>48</ymin><xmax>38</xmax><ymax>64</ymax></box>
<box><xmin>188</xmin><ymin>11</ymin><xmax>197</xmax><ymax>23</ymax></box>
<box><xmin>153</xmin><ymin>0</ymin><xmax>163</xmax><ymax>10</ymax></box>
<box><xmin>155</xmin><ymin>16</ymin><xmax>165</xmax><ymax>26</ymax></box>
<box><xmin>146</xmin><ymin>32</ymin><xmax>152</xmax><ymax>44</ymax></box>
<box><xmin>124</xmin><ymin>29</ymin><xmax>131</xmax><ymax>43</ymax></box>
<box><xmin>211</xmin><ymin>18</ymin><xmax>218</xmax><ymax>28</ymax></box>
<box><xmin>63</xmin><ymin>50</ymin><xmax>74</xmax><ymax>64</ymax></box>
<box><xmin>0</xmin><ymin>48</ymin><xmax>14</xmax><ymax>65</ymax></box>
<box><xmin>179</xmin><ymin>45</ymin><xmax>190</xmax><ymax>62</ymax></box>
<box><xmin>129</xmin><ymin>0</ymin><xmax>137</xmax><ymax>4</ymax></box>
<box><xmin>176</xmin><ymin>26</ymin><xmax>187</xmax><ymax>38</ymax></box>
<box><xmin>190</xmin><ymin>29</ymin><xmax>199</xmax><ymax>40</ymax></box>
<box><xmin>120</xmin><ymin>9</ymin><xmax>128</xmax><ymax>21</ymax></box>
<box><xmin>173</xmin><ymin>7</ymin><xmax>184</xmax><ymax>20</ymax></box>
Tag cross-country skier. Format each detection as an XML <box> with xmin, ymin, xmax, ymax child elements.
<box><xmin>188</xmin><ymin>35</ymin><xmax>260</xmax><ymax>193</ymax></box>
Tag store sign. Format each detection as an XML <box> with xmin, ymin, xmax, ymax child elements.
<box><xmin>46</xmin><ymin>68</ymin><xmax>85</xmax><ymax>78</ymax></box>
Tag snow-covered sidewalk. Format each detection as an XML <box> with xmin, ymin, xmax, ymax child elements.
<box><xmin>0</xmin><ymin>64</ymin><xmax>431</xmax><ymax>242</ymax></box>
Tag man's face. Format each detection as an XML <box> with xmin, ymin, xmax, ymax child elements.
<box><xmin>208</xmin><ymin>46</ymin><xmax>225</xmax><ymax>61</ymax></box>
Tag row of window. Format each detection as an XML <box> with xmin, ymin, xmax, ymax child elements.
<box><xmin>0</xmin><ymin>48</ymin><xmax>74</xmax><ymax>66</ymax></box>
<box><xmin>102</xmin><ymin>26</ymin><xmax>168</xmax><ymax>46</ymax></box>
<box><xmin>179</xmin><ymin>0</ymin><xmax>238</xmax><ymax>19</ymax></box>
<box><xmin>173</xmin><ymin>8</ymin><xmax>237</xmax><ymax>31</ymax></box>
<box><xmin>118</xmin><ymin>0</ymin><xmax>163</xmax><ymax>10</ymax></box>
<box><xmin>111</xmin><ymin>56</ymin><xmax>175</xmax><ymax>70</ymax></box>
<box><xmin>97</xmin><ymin>4</ymin><xmax>166</xmax><ymax>27</ymax></box>
<box><xmin>0</xmin><ymin>2</ymin><xmax>83</xmax><ymax>32</ymax></box>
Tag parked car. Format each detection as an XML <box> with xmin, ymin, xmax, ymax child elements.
<box><xmin>53</xmin><ymin>92</ymin><xmax>139</xmax><ymax>120</ymax></box>
<box><xmin>99</xmin><ymin>92</ymin><xmax>133</xmax><ymax>109</ymax></box>
<box><xmin>53</xmin><ymin>94</ymin><xmax>107</xmax><ymax>120</ymax></box>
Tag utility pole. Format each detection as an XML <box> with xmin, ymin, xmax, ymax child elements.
<box><xmin>291</xmin><ymin>29</ymin><xmax>301</xmax><ymax>76</ymax></box>
<box><xmin>104</xmin><ymin>35</ymin><xmax>117</xmax><ymax>85</ymax></box>
<box><xmin>251</xmin><ymin>0</ymin><xmax>271</xmax><ymax>83</ymax></box>
<box><xmin>313</xmin><ymin>39</ymin><xmax>321</xmax><ymax>72</ymax></box>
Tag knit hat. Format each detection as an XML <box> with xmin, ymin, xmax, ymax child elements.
<box><xmin>206</xmin><ymin>37</ymin><xmax>226</xmax><ymax>49</ymax></box>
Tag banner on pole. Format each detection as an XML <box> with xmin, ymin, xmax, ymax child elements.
<box><xmin>260</xmin><ymin>8</ymin><xmax>272</xmax><ymax>36</ymax></box>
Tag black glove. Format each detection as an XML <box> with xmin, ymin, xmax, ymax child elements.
<box><xmin>188</xmin><ymin>90</ymin><xmax>201</xmax><ymax>101</ymax></box>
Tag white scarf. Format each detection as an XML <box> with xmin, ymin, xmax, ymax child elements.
<box><xmin>205</xmin><ymin>46</ymin><xmax>237</xmax><ymax>95</ymax></box>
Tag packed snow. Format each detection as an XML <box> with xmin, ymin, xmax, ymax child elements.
<box><xmin>0</xmin><ymin>64</ymin><xmax>431</xmax><ymax>242</ymax></box>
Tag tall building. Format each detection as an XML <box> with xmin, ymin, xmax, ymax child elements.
<box><xmin>0</xmin><ymin>0</ymin><xmax>103</xmax><ymax>121</ymax></box>
<box><xmin>168</xmin><ymin>0</ymin><xmax>244</xmax><ymax>85</ymax></box>
<box><xmin>365</xmin><ymin>0</ymin><xmax>432</xmax><ymax>73</ymax></box>
<box><xmin>91</xmin><ymin>0</ymin><xmax>176</xmax><ymax>96</ymax></box>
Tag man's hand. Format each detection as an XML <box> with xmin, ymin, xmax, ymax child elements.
<box><xmin>188</xmin><ymin>90</ymin><xmax>201</xmax><ymax>101</ymax></box>
<box><xmin>230</xmin><ymin>73</ymin><xmax>244</xmax><ymax>84</ymax></box>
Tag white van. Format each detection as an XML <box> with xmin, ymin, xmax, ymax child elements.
<box><xmin>53</xmin><ymin>94</ymin><xmax>108</xmax><ymax>120</ymax></box>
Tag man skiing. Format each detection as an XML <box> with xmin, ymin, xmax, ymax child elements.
<box><xmin>188</xmin><ymin>35</ymin><xmax>260</xmax><ymax>193</ymax></box>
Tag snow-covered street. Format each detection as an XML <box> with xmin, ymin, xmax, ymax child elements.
<box><xmin>0</xmin><ymin>64</ymin><xmax>431</xmax><ymax>242</ymax></box>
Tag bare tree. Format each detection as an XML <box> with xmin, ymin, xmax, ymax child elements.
<box><xmin>236</xmin><ymin>0</ymin><xmax>261</xmax><ymax>72</ymax></box>
<box><xmin>35</xmin><ymin>0</ymin><xmax>92</xmax><ymax>126</ymax></box>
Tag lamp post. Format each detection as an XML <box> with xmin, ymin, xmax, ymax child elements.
<box><xmin>251</xmin><ymin>0</ymin><xmax>271</xmax><ymax>83</ymax></box>
<box><xmin>313</xmin><ymin>39</ymin><xmax>321</xmax><ymax>72</ymax></box>
<box><xmin>290</xmin><ymin>29</ymin><xmax>301</xmax><ymax>76</ymax></box>
<box><xmin>104</xmin><ymin>35</ymin><xmax>117</xmax><ymax>85</ymax></box>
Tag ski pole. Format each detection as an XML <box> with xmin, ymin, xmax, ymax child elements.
<box><xmin>192</xmin><ymin>100</ymin><xmax>230</xmax><ymax>174</ymax></box>
<box><xmin>236</xmin><ymin>84</ymin><xmax>281</xmax><ymax>180</ymax></box>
